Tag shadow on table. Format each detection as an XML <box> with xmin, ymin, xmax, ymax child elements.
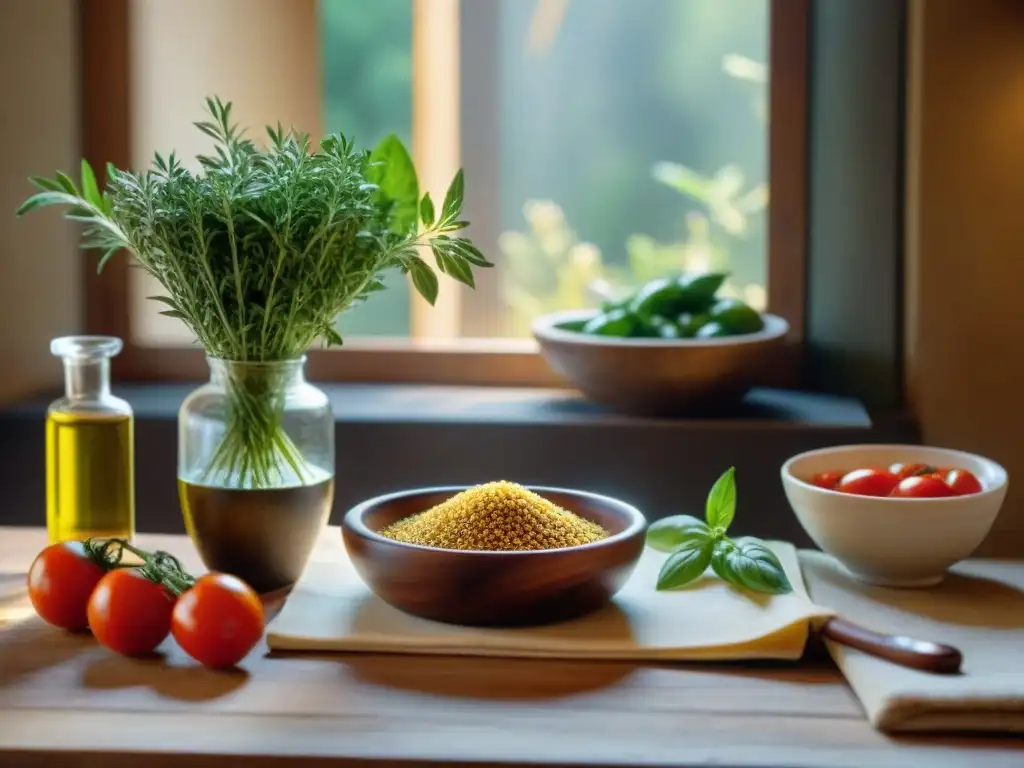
<box><xmin>297</xmin><ymin>651</ymin><xmax>847</xmax><ymax>705</ymax></box>
<box><xmin>81</xmin><ymin>652</ymin><xmax>249</xmax><ymax>703</ymax></box>
<box><xmin>890</xmin><ymin>731</ymin><xmax>1024</xmax><ymax>751</ymax></box>
<box><xmin>330</xmin><ymin>652</ymin><xmax>639</xmax><ymax>701</ymax></box>
<box><xmin>0</xmin><ymin>618</ymin><xmax>96</xmax><ymax>689</ymax></box>
<box><xmin>809</xmin><ymin>562</ymin><xmax>1024</xmax><ymax>629</ymax></box>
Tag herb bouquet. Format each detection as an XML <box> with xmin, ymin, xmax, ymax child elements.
<box><xmin>18</xmin><ymin>98</ymin><xmax>490</xmax><ymax>490</ymax></box>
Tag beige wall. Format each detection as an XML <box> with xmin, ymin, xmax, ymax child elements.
<box><xmin>128</xmin><ymin>0</ymin><xmax>321</xmax><ymax>345</ymax></box>
<box><xmin>906</xmin><ymin>0</ymin><xmax>1024</xmax><ymax>556</ymax></box>
<box><xmin>0</xmin><ymin>0</ymin><xmax>81</xmax><ymax>403</ymax></box>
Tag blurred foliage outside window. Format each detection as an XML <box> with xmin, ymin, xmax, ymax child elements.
<box><xmin>319</xmin><ymin>0</ymin><xmax>412</xmax><ymax>337</ymax></box>
<box><xmin>318</xmin><ymin>0</ymin><xmax>768</xmax><ymax>339</ymax></box>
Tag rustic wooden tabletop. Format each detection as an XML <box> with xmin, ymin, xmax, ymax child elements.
<box><xmin>0</xmin><ymin>527</ymin><xmax>1021</xmax><ymax>767</ymax></box>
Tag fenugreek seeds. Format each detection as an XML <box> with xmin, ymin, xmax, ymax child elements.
<box><xmin>379</xmin><ymin>481</ymin><xmax>609</xmax><ymax>551</ymax></box>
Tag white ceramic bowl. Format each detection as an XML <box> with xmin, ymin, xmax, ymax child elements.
<box><xmin>781</xmin><ymin>444</ymin><xmax>1008</xmax><ymax>588</ymax></box>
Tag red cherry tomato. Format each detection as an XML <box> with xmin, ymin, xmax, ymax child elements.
<box><xmin>810</xmin><ymin>470</ymin><xmax>845</xmax><ymax>490</ymax></box>
<box><xmin>87</xmin><ymin>569</ymin><xmax>174</xmax><ymax>656</ymax></box>
<box><xmin>891</xmin><ymin>475</ymin><xmax>957</xmax><ymax>498</ymax></box>
<box><xmin>172</xmin><ymin>573</ymin><xmax>264</xmax><ymax>669</ymax></box>
<box><xmin>838</xmin><ymin>468</ymin><xmax>899</xmax><ymax>497</ymax></box>
<box><xmin>944</xmin><ymin>469</ymin><xmax>983</xmax><ymax>496</ymax></box>
<box><xmin>26</xmin><ymin>541</ymin><xmax>107</xmax><ymax>631</ymax></box>
<box><xmin>889</xmin><ymin>462</ymin><xmax>943</xmax><ymax>480</ymax></box>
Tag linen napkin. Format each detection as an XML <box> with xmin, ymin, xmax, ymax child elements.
<box><xmin>266</xmin><ymin>527</ymin><xmax>834</xmax><ymax>661</ymax></box>
<box><xmin>800</xmin><ymin>551</ymin><xmax>1024</xmax><ymax>733</ymax></box>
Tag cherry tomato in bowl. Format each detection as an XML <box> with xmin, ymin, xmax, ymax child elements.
<box><xmin>891</xmin><ymin>475</ymin><xmax>958</xmax><ymax>498</ymax></box>
<box><xmin>890</xmin><ymin>462</ymin><xmax>937</xmax><ymax>480</ymax></box>
<box><xmin>172</xmin><ymin>573</ymin><xmax>264</xmax><ymax>669</ymax></box>
<box><xmin>88</xmin><ymin>569</ymin><xmax>175</xmax><ymax>656</ymax></box>
<box><xmin>26</xmin><ymin>541</ymin><xmax>107</xmax><ymax>631</ymax></box>
<box><xmin>944</xmin><ymin>468</ymin><xmax>984</xmax><ymax>496</ymax></box>
<box><xmin>837</xmin><ymin>468</ymin><xmax>900</xmax><ymax>497</ymax></box>
<box><xmin>810</xmin><ymin>470</ymin><xmax>845</xmax><ymax>490</ymax></box>
<box><xmin>806</xmin><ymin>463</ymin><xmax>986</xmax><ymax>498</ymax></box>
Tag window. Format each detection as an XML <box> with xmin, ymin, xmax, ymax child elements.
<box><xmin>80</xmin><ymin>0</ymin><xmax>808</xmax><ymax>385</ymax></box>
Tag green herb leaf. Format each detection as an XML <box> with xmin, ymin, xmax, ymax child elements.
<box><xmin>705</xmin><ymin>466</ymin><xmax>737</xmax><ymax>531</ymax></box>
<box><xmin>711</xmin><ymin>538</ymin><xmax>793</xmax><ymax>595</ymax></box>
<box><xmin>646</xmin><ymin>515</ymin><xmax>711</xmax><ymax>553</ymax></box>
<box><xmin>449</xmin><ymin>237</ymin><xmax>493</xmax><ymax>267</ymax></box>
<box><xmin>431</xmin><ymin>239</ymin><xmax>475</xmax><ymax>288</ymax></box>
<box><xmin>55</xmin><ymin>171</ymin><xmax>78</xmax><ymax>196</ymax></box>
<box><xmin>15</xmin><ymin>191</ymin><xmax>82</xmax><ymax>216</ymax></box>
<box><xmin>80</xmin><ymin>159</ymin><xmax>101</xmax><ymax>207</ymax></box>
<box><xmin>322</xmin><ymin>326</ymin><xmax>344</xmax><ymax>346</ymax></box>
<box><xmin>97</xmin><ymin>247</ymin><xmax>120</xmax><ymax>272</ymax></box>
<box><xmin>409</xmin><ymin>256</ymin><xmax>439</xmax><ymax>305</ymax></box>
<box><xmin>420</xmin><ymin>192</ymin><xmax>435</xmax><ymax>227</ymax></box>
<box><xmin>656</xmin><ymin>537</ymin><xmax>714</xmax><ymax>591</ymax></box>
<box><xmin>147</xmin><ymin>295</ymin><xmax>180</xmax><ymax>310</ymax></box>
<box><xmin>367</xmin><ymin>134</ymin><xmax>419</xmax><ymax>234</ymax></box>
<box><xmin>29</xmin><ymin>176</ymin><xmax>65</xmax><ymax>193</ymax></box>
<box><xmin>440</xmin><ymin>168</ymin><xmax>464</xmax><ymax>224</ymax></box>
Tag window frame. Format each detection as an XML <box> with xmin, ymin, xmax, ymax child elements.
<box><xmin>80</xmin><ymin>0</ymin><xmax>810</xmax><ymax>387</ymax></box>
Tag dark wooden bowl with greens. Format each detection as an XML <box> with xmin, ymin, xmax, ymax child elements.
<box><xmin>532</xmin><ymin>272</ymin><xmax>789</xmax><ymax>416</ymax></box>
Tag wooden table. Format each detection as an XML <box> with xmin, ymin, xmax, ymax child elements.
<box><xmin>1</xmin><ymin>527</ymin><xmax>1021</xmax><ymax>767</ymax></box>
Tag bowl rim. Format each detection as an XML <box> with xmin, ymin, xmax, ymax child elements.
<box><xmin>343</xmin><ymin>484</ymin><xmax>648</xmax><ymax>556</ymax></box>
<box><xmin>531</xmin><ymin>308</ymin><xmax>790</xmax><ymax>348</ymax></box>
<box><xmin>781</xmin><ymin>443</ymin><xmax>1009</xmax><ymax>503</ymax></box>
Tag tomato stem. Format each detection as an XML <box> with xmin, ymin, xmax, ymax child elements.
<box><xmin>83</xmin><ymin>538</ymin><xmax>196</xmax><ymax>597</ymax></box>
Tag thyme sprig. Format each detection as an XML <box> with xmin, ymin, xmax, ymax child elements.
<box><xmin>16</xmin><ymin>96</ymin><xmax>491</xmax><ymax>361</ymax></box>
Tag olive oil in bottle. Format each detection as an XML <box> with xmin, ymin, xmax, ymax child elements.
<box><xmin>46</xmin><ymin>337</ymin><xmax>134</xmax><ymax>543</ymax></box>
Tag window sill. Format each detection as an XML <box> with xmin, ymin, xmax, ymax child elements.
<box><xmin>0</xmin><ymin>384</ymin><xmax>917</xmax><ymax>544</ymax></box>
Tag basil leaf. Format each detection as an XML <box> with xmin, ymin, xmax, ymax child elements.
<box><xmin>367</xmin><ymin>134</ymin><xmax>419</xmax><ymax>235</ymax></box>
<box><xmin>711</xmin><ymin>537</ymin><xmax>792</xmax><ymax>595</ymax></box>
<box><xmin>646</xmin><ymin>515</ymin><xmax>711</xmax><ymax>553</ymax></box>
<box><xmin>656</xmin><ymin>537</ymin><xmax>714</xmax><ymax>591</ymax></box>
<box><xmin>705</xmin><ymin>466</ymin><xmax>737</xmax><ymax>531</ymax></box>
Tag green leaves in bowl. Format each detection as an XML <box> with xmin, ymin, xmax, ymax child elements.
<box><xmin>647</xmin><ymin>467</ymin><xmax>793</xmax><ymax>595</ymax></box>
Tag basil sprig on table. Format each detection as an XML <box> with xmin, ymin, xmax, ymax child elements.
<box><xmin>647</xmin><ymin>467</ymin><xmax>793</xmax><ymax>595</ymax></box>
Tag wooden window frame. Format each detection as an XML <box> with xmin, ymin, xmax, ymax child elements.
<box><xmin>80</xmin><ymin>0</ymin><xmax>809</xmax><ymax>387</ymax></box>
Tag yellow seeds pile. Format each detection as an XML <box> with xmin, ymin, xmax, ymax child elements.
<box><xmin>379</xmin><ymin>481</ymin><xmax>609</xmax><ymax>551</ymax></box>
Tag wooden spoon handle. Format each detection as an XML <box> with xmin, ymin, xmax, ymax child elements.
<box><xmin>820</xmin><ymin>617</ymin><xmax>963</xmax><ymax>675</ymax></box>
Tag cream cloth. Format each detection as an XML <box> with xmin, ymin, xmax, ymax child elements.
<box><xmin>800</xmin><ymin>551</ymin><xmax>1024</xmax><ymax>733</ymax></box>
<box><xmin>266</xmin><ymin>527</ymin><xmax>833</xmax><ymax>660</ymax></box>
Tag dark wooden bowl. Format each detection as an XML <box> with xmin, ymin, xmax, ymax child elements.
<box><xmin>533</xmin><ymin>309</ymin><xmax>790</xmax><ymax>416</ymax></box>
<box><xmin>341</xmin><ymin>486</ymin><xmax>647</xmax><ymax>627</ymax></box>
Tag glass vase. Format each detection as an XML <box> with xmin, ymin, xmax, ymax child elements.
<box><xmin>178</xmin><ymin>357</ymin><xmax>335</xmax><ymax>593</ymax></box>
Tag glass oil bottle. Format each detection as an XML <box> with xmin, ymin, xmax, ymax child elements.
<box><xmin>46</xmin><ymin>336</ymin><xmax>135</xmax><ymax>543</ymax></box>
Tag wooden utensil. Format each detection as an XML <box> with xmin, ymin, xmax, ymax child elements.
<box><xmin>820</xmin><ymin>617</ymin><xmax>963</xmax><ymax>675</ymax></box>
